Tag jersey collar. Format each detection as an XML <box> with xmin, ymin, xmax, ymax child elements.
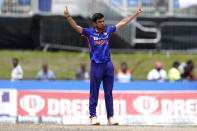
<box><xmin>93</xmin><ymin>27</ymin><xmax>106</xmax><ymax>33</ymax></box>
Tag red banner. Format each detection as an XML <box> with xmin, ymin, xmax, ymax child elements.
<box><xmin>18</xmin><ymin>91</ymin><xmax>197</xmax><ymax>117</ymax></box>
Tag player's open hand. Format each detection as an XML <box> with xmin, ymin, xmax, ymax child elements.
<box><xmin>64</xmin><ymin>6</ymin><xmax>70</xmax><ymax>18</ymax></box>
<box><xmin>136</xmin><ymin>8</ymin><xmax>143</xmax><ymax>15</ymax></box>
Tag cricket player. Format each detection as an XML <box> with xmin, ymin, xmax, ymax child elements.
<box><xmin>64</xmin><ymin>6</ymin><xmax>143</xmax><ymax>125</ymax></box>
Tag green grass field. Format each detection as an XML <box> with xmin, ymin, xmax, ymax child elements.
<box><xmin>0</xmin><ymin>50</ymin><xmax>197</xmax><ymax>80</ymax></box>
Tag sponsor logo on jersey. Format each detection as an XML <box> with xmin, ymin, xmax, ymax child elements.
<box><xmin>94</xmin><ymin>40</ymin><xmax>108</xmax><ymax>46</ymax></box>
<box><xmin>94</xmin><ymin>37</ymin><xmax>98</xmax><ymax>40</ymax></box>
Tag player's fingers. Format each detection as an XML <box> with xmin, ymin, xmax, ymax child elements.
<box><xmin>139</xmin><ymin>8</ymin><xmax>143</xmax><ymax>13</ymax></box>
<box><xmin>65</xmin><ymin>6</ymin><xmax>68</xmax><ymax>11</ymax></box>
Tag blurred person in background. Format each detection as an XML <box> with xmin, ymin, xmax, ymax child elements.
<box><xmin>178</xmin><ymin>62</ymin><xmax>187</xmax><ymax>75</ymax></box>
<box><xmin>76</xmin><ymin>61</ymin><xmax>90</xmax><ymax>80</ymax></box>
<box><xmin>36</xmin><ymin>62</ymin><xmax>55</xmax><ymax>80</ymax></box>
<box><xmin>11</xmin><ymin>58</ymin><xmax>23</xmax><ymax>81</ymax></box>
<box><xmin>116</xmin><ymin>60</ymin><xmax>143</xmax><ymax>82</ymax></box>
<box><xmin>147</xmin><ymin>61</ymin><xmax>167</xmax><ymax>82</ymax></box>
<box><xmin>155</xmin><ymin>0</ymin><xmax>168</xmax><ymax>16</ymax></box>
<box><xmin>181</xmin><ymin>60</ymin><xmax>195</xmax><ymax>81</ymax></box>
<box><xmin>168</xmin><ymin>61</ymin><xmax>181</xmax><ymax>81</ymax></box>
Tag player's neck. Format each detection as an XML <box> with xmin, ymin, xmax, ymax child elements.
<box><xmin>95</xmin><ymin>28</ymin><xmax>104</xmax><ymax>33</ymax></box>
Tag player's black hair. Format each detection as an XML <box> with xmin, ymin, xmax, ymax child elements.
<box><xmin>13</xmin><ymin>58</ymin><xmax>19</xmax><ymax>62</ymax></box>
<box><xmin>187</xmin><ymin>60</ymin><xmax>193</xmax><ymax>65</ymax></box>
<box><xmin>92</xmin><ymin>13</ymin><xmax>104</xmax><ymax>22</ymax></box>
<box><xmin>121</xmin><ymin>62</ymin><xmax>127</xmax><ymax>66</ymax></box>
<box><xmin>173</xmin><ymin>61</ymin><xmax>180</xmax><ymax>67</ymax></box>
<box><xmin>186</xmin><ymin>60</ymin><xmax>194</xmax><ymax>70</ymax></box>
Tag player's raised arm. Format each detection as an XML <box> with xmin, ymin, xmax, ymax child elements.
<box><xmin>64</xmin><ymin>6</ymin><xmax>82</xmax><ymax>34</ymax></box>
<box><xmin>115</xmin><ymin>8</ymin><xmax>143</xmax><ymax>31</ymax></box>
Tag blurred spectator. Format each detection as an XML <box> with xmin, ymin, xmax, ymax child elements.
<box><xmin>116</xmin><ymin>60</ymin><xmax>143</xmax><ymax>82</ymax></box>
<box><xmin>36</xmin><ymin>62</ymin><xmax>55</xmax><ymax>80</ymax></box>
<box><xmin>76</xmin><ymin>61</ymin><xmax>89</xmax><ymax>80</ymax></box>
<box><xmin>178</xmin><ymin>62</ymin><xmax>187</xmax><ymax>74</ymax></box>
<box><xmin>168</xmin><ymin>61</ymin><xmax>181</xmax><ymax>81</ymax></box>
<box><xmin>11</xmin><ymin>58</ymin><xmax>23</xmax><ymax>81</ymax></box>
<box><xmin>181</xmin><ymin>60</ymin><xmax>195</xmax><ymax>80</ymax></box>
<box><xmin>147</xmin><ymin>61</ymin><xmax>167</xmax><ymax>81</ymax></box>
<box><xmin>155</xmin><ymin>0</ymin><xmax>168</xmax><ymax>15</ymax></box>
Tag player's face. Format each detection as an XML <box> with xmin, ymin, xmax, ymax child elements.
<box><xmin>190</xmin><ymin>62</ymin><xmax>194</xmax><ymax>70</ymax></box>
<box><xmin>12</xmin><ymin>60</ymin><xmax>18</xmax><ymax>67</ymax></box>
<box><xmin>121</xmin><ymin>64</ymin><xmax>128</xmax><ymax>72</ymax></box>
<box><xmin>156</xmin><ymin>67</ymin><xmax>161</xmax><ymax>70</ymax></box>
<box><xmin>95</xmin><ymin>18</ymin><xmax>104</xmax><ymax>30</ymax></box>
<box><xmin>42</xmin><ymin>64</ymin><xmax>48</xmax><ymax>72</ymax></box>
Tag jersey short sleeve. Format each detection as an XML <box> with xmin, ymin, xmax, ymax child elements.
<box><xmin>108</xmin><ymin>26</ymin><xmax>116</xmax><ymax>34</ymax></box>
<box><xmin>82</xmin><ymin>28</ymin><xmax>91</xmax><ymax>37</ymax></box>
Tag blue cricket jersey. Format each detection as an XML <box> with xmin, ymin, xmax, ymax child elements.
<box><xmin>81</xmin><ymin>26</ymin><xmax>116</xmax><ymax>63</ymax></box>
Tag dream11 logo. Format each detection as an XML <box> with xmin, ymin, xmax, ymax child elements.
<box><xmin>20</xmin><ymin>95</ymin><xmax>45</xmax><ymax>116</ymax></box>
<box><xmin>133</xmin><ymin>96</ymin><xmax>159</xmax><ymax>115</ymax></box>
<box><xmin>0</xmin><ymin>92</ymin><xmax>9</xmax><ymax>103</ymax></box>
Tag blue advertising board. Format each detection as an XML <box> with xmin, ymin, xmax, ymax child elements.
<box><xmin>1</xmin><ymin>80</ymin><xmax>197</xmax><ymax>91</ymax></box>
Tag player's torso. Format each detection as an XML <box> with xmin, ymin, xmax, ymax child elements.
<box><xmin>88</xmin><ymin>28</ymin><xmax>111</xmax><ymax>63</ymax></box>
